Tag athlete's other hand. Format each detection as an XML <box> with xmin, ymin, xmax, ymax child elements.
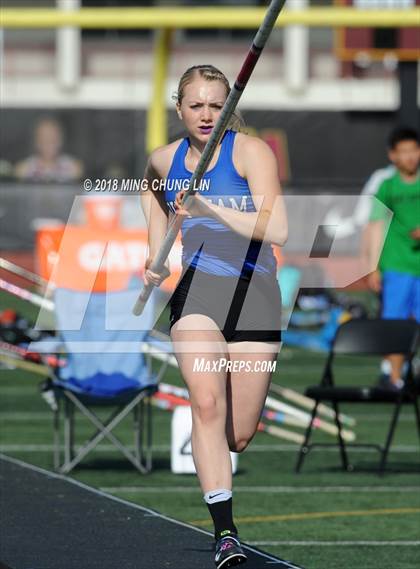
<box><xmin>174</xmin><ymin>190</ymin><xmax>208</xmax><ymax>217</ymax></box>
<box><xmin>143</xmin><ymin>257</ymin><xmax>170</xmax><ymax>287</ymax></box>
<box><xmin>367</xmin><ymin>270</ymin><xmax>381</xmax><ymax>292</ymax></box>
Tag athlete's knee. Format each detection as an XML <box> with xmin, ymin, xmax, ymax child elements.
<box><xmin>191</xmin><ymin>394</ymin><xmax>225</xmax><ymax>425</ymax></box>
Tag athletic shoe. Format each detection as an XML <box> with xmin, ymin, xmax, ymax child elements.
<box><xmin>215</xmin><ymin>535</ymin><xmax>247</xmax><ymax>568</ymax></box>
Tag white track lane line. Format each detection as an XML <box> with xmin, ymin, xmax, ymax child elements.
<box><xmin>99</xmin><ymin>485</ymin><xmax>420</xmax><ymax>494</ymax></box>
<box><xmin>2</xmin><ymin>443</ymin><xmax>267</xmax><ymax>452</ymax></box>
<box><xmin>0</xmin><ymin>410</ymin><xmax>416</xmax><ymax>423</ymax></box>
<box><xmin>1</xmin><ymin>443</ymin><xmax>419</xmax><ymax>453</ymax></box>
<box><xmin>248</xmin><ymin>541</ymin><xmax>420</xmax><ymax>547</ymax></box>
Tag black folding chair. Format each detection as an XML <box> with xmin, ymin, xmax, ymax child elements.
<box><xmin>295</xmin><ymin>319</ymin><xmax>420</xmax><ymax>474</ymax></box>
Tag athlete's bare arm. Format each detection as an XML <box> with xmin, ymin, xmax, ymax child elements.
<box><xmin>237</xmin><ymin>134</ymin><xmax>287</xmax><ymax>245</ymax></box>
<box><xmin>141</xmin><ymin>141</ymin><xmax>182</xmax><ymax>285</ymax></box>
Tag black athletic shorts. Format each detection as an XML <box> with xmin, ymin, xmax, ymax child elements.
<box><xmin>169</xmin><ymin>265</ymin><xmax>282</xmax><ymax>343</ymax></box>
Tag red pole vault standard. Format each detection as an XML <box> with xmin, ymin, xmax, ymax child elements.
<box><xmin>133</xmin><ymin>0</ymin><xmax>287</xmax><ymax>315</ymax></box>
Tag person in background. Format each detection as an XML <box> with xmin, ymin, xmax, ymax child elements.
<box><xmin>366</xmin><ymin>127</ymin><xmax>420</xmax><ymax>390</ymax></box>
<box><xmin>15</xmin><ymin>117</ymin><xmax>83</xmax><ymax>183</ymax></box>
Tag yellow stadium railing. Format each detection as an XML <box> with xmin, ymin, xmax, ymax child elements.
<box><xmin>0</xmin><ymin>7</ymin><xmax>419</xmax><ymax>29</ymax></box>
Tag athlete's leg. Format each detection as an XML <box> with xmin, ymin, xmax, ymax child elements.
<box><xmin>171</xmin><ymin>314</ymin><xmax>241</xmax><ymax>542</ymax></box>
<box><xmin>225</xmin><ymin>341</ymin><xmax>280</xmax><ymax>452</ymax></box>
<box><xmin>170</xmin><ymin>314</ymin><xmax>231</xmax><ymax>493</ymax></box>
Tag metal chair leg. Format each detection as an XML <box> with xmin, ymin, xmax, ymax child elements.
<box><xmin>134</xmin><ymin>402</ymin><xmax>141</xmax><ymax>464</ymax></box>
<box><xmin>332</xmin><ymin>401</ymin><xmax>351</xmax><ymax>472</ymax></box>
<box><xmin>140</xmin><ymin>398</ymin><xmax>145</xmax><ymax>466</ymax></box>
<box><xmin>61</xmin><ymin>390</ymin><xmax>149</xmax><ymax>474</ymax></box>
<box><xmin>295</xmin><ymin>402</ymin><xmax>318</xmax><ymax>473</ymax></box>
<box><xmin>64</xmin><ymin>397</ymin><xmax>73</xmax><ymax>467</ymax></box>
<box><xmin>53</xmin><ymin>398</ymin><xmax>61</xmax><ymax>471</ymax></box>
<box><xmin>146</xmin><ymin>396</ymin><xmax>153</xmax><ymax>471</ymax></box>
<box><xmin>69</xmin><ymin>401</ymin><xmax>75</xmax><ymax>461</ymax></box>
<box><xmin>379</xmin><ymin>396</ymin><xmax>403</xmax><ymax>475</ymax></box>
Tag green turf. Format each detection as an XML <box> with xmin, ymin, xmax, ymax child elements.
<box><xmin>1</xmin><ymin>290</ymin><xmax>420</xmax><ymax>569</ymax></box>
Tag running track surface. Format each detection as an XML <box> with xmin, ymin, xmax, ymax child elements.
<box><xmin>0</xmin><ymin>455</ymin><xmax>304</xmax><ymax>569</ymax></box>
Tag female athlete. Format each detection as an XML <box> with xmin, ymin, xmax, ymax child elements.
<box><xmin>141</xmin><ymin>65</ymin><xmax>287</xmax><ymax>568</ymax></box>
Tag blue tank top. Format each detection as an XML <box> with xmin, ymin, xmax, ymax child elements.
<box><xmin>165</xmin><ymin>130</ymin><xmax>277</xmax><ymax>277</ymax></box>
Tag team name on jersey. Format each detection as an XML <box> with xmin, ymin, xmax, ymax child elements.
<box><xmin>167</xmin><ymin>195</ymin><xmax>251</xmax><ymax>214</ymax></box>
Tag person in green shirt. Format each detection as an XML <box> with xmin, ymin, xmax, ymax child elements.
<box><xmin>367</xmin><ymin>127</ymin><xmax>420</xmax><ymax>390</ymax></box>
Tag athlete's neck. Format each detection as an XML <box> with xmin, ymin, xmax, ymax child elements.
<box><xmin>187</xmin><ymin>137</ymin><xmax>221</xmax><ymax>167</ymax></box>
<box><xmin>188</xmin><ymin>139</ymin><xmax>207</xmax><ymax>156</ymax></box>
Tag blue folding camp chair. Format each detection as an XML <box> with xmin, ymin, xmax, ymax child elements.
<box><xmin>48</xmin><ymin>281</ymin><xmax>167</xmax><ymax>474</ymax></box>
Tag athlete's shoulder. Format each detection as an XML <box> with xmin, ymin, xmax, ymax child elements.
<box><xmin>148</xmin><ymin>138</ymin><xmax>184</xmax><ymax>177</ymax></box>
<box><xmin>234</xmin><ymin>132</ymin><xmax>271</xmax><ymax>154</ymax></box>
<box><xmin>235</xmin><ymin>132</ymin><xmax>273</xmax><ymax>158</ymax></box>
<box><xmin>234</xmin><ymin>132</ymin><xmax>277</xmax><ymax>172</ymax></box>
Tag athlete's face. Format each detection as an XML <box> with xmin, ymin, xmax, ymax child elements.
<box><xmin>178</xmin><ymin>78</ymin><xmax>227</xmax><ymax>142</ymax></box>
<box><xmin>389</xmin><ymin>140</ymin><xmax>420</xmax><ymax>177</ymax></box>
